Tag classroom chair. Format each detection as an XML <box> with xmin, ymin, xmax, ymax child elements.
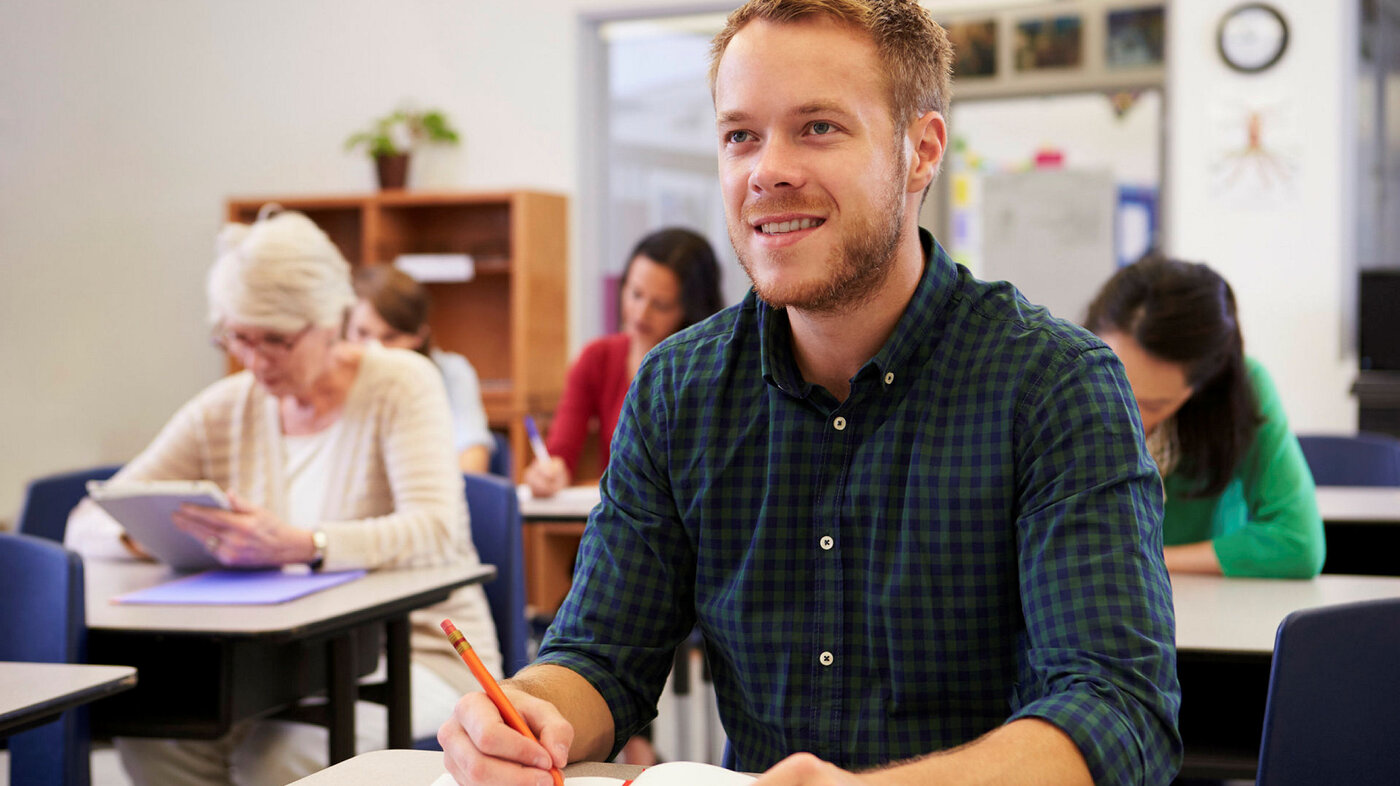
<box><xmin>463</xmin><ymin>473</ymin><xmax>528</xmax><ymax>678</ymax></box>
<box><xmin>1254</xmin><ymin>597</ymin><xmax>1400</xmax><ymax>785</ymax></box>
<box><xmin>410</xmin><ymin>473</ymin><xmax>526</xmax><ymax>750</ymax></box>
<box><xmin>488</xmin><ymin>431</ymin><xmax>514</xmax><ymax>481</ymax></box>
<box><xmin>16</xmin><ymin>464</ymin><xmax>122</xmax><ymax>543</ymax></box>
<box><xmin>0</xmin><ymin>532</ymin><xmax>91</xmax><ymax>786</ymax></box>
<box><xmin>1296</xmin><ymin>432</ymin><xmax>1400</xmax><ymax>486</ymax></box>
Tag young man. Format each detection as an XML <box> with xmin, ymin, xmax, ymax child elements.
<box><xmin>439</xmin><ymin>2</ymin><xmax>1180</xmax><ymax>784</ymax></box>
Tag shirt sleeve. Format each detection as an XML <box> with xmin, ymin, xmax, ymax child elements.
<box><xmin>547</xmin><ymin>340</ymin><xmax>605</xmax><ymax>476</ymax></box>
<box><xmin>1212</xmin><ymin>360</ymin><xmax>1326</xmax><ymax>578</ymax></box>
<box><xmin>435</xmin><ymin>351</ymin><xmax>495</xmax><ymax>454</ymax></box>
<box><xmin>1008</xmin><ymin>342</ymin><xmax>1182</xmax><ymax>786</ymax></box>
<box><xmin>533</xmin><ymin>356</ymin><xmax>693</xmax><ymax>758</ymax></box>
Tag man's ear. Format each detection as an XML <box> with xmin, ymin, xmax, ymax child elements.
<box><xmin>906</xmin><ymin>110</ymin><xmax>947</xmax><ymax>195</ymax></box>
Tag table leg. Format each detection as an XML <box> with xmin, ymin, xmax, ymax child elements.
<box><xmin>328</xmin><ymin>633</ymin><xmax>356</xmax><ymax>763</ymax></box>
<box><xmin>387</xmin><ymin>614</ymin><xmax>412</xmax><ymax>749</ymax></box>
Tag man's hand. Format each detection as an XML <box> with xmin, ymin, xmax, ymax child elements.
<box><xmin>171</xmin><ymin>491</ymin><xmax>313</xmax><ymax>567</ymax></box>
<box><xmin>439</xmin><ymin>687</ymin><xmax>574</xmax><ymax>786</ymax></box>
<box><xmin>753</xmin><ymin>753</ymin><xmax>867</xmax><ymax>786</ymax></box>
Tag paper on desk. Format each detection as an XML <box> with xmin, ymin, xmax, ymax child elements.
<box><xmin>516</xmin><ymin>484</ymin><xmax>603</xmax><ymax>517</ymax></box>
<box><xmin>428</xmin><ymin>773</ymin><xmax>605</xmax><ymax>785</ymax></box>
<box><xmin>428</xmin><ymin>761</ymin><xmax>756</xmax><ymax>785</ymax></box>
<box><xmin>112</xmin><ymin>568</ymin><xmax>367</xmax><ymax>605</ymax></box>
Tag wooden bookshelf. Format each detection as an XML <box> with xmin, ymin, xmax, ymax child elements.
<box><xmin>225</xmin><ymin>190</ymin><xmax>569</xmax><ymax>479</ymax></box>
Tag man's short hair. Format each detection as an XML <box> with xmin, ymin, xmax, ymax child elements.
<box><xmin>708</xmin><ymin>0</ymin><xmax>954</xmax><ymax>124</ymax></box>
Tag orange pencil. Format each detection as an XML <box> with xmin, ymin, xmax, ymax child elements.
<box><xmin>441</xmin><ymin>618</ymin><xmax>565</xmax><ymax>786</ymax></box>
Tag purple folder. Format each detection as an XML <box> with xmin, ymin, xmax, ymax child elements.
<box><xmin>113</xmin><ymin>568</ymin><xmax>368</xmax><ymax>605</ymax></box>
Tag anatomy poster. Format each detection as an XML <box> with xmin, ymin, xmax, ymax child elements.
<box><xmin>1210</xmin><ymin>91</ymin><xmax>1299</xmax><ymax>208</ymax></box>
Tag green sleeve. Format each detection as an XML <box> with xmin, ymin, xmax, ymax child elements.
<box><xmin>1212</xmin><ymin>358</ymin><xmax>1326</xmax><ymax>578</ymax></box>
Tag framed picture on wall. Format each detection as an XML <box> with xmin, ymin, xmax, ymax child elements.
<box><xmin>1107</xmin><ymin>6</ymin><xmax>1166</xmax><ymax>68</ymax></box>
<box><xmin>1015</xmin><ymin>15</ymin><xmax>1083</xmax><ymax>71</ymax></box>
<box><xmin>945</xmin><ymin>19</ymin><xmax>998</xmax><ymax>79</ymax></box>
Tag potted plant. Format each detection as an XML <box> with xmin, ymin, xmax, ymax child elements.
<box><xmin>344</xmin><ymin>107</ymin><xmax>461</xmax><ymax>190</ymax></box>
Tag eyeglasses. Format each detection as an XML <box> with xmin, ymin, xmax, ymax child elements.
<box><xmin>212</xmin><ymin>324</ymin><xmax>315</xmax><ymax>358</ymax></box>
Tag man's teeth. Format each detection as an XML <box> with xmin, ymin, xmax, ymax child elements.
<box><xmin>760</xmin><ymin>218</ymin><xmax>823</xmax><ymax>235</ymax></box>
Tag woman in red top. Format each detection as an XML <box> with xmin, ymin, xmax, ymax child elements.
<box><xmin>525</xmin><ymin>227</ymin><xmax>723</xmax><ymax>497</ymax></box>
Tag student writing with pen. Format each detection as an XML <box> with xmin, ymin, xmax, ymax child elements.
<box><xmin>522</xmin><ymin>228</ymin><xmax>723</xmax><ymax>498</ymax></box>
<box><xmin>439</xmin><ymin>1</ymin><xmax>1179</xmax><ymax>784</ymax></box>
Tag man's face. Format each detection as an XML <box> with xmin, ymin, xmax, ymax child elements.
<box><xmin>714</xmin><ymin>17</ymin><xmax>912</xmax><ymax>313</ymax></box>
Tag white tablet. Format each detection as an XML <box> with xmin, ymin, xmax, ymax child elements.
<box><xmin>86</xmin><ymin>479</ymin><xmax>232</xmax><ymax>572</ymax></box>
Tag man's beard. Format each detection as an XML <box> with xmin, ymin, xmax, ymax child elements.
<box><xmin>732</xmin><ymin>161</ymin><xmax>907</xmax><ymax>315</ymax></box>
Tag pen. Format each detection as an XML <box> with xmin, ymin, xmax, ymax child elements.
<box><xmin>440</xmin><ymin>618</ymin><xmax>565</xmax><ymax>786</ymax></box>
<box><xmin>524</xmin><ymin>415</ymin><xmax>551</xmax><ymax>462</ymax></box>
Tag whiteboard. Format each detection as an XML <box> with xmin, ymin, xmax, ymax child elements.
<box><xmin>980</xmin><ymin>168</ymin><xmax>1117</xmax><ymax>323</ymax></box>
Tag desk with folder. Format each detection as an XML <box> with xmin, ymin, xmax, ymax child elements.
<box><xmin>84</xmin><ymin>559</ymin><xmax>493</xmax><ymax>764</ymax></box>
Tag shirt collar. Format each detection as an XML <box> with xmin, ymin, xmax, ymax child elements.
<box><xmin>758</xmin><ymin>228</ymin><xmax>959</xmax><ymax>398</ymax></box>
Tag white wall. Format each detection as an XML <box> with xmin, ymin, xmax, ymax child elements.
<box><xmin>0</xmin><ymin>0</ymin><xmax>692</xmax><ymax>521</ymax></box>
<box><xmin>1166</xmin><ymin>0</ymin><xmax>1358</xmax><ymax>433</ymax></box>
<box><xmin>0</xmin><ymin>0</ymin><xmax>1362</xmax><ymax>521</ymax></box>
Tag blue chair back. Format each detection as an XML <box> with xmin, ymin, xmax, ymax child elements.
<box><xmin>0</xmin><ymin>532</ymin><xmax>90</xmax><ymax>785</ymax></box>
<box><xmin>1255</xmin><ymin>597</ymin><xmax>1400</xmax><ymax>785</ymax></box>
<box><xmin>17</xmin><ymin>465</ymin><xmax>122</xmax><ymax>542</ymax></box>
<box><xmin>1296</xmin><ymin>433</ymin><xmax>1400</xmax><ymax>487</ymax></box>
<box><xmin>464</xmin><ymin>473</ymin><xmax>528</xmax><ymax>677</ymax></box>
<box><xmin>488</xmin><ymin>432</ymin><xmax>514</xmax><ymax>481</ymax></box>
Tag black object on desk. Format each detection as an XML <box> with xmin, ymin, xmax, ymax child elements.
<box><xmin>1353</xmin><ymin>371</ymin><xmax>1400</xmax><ymax>441</ymax></box>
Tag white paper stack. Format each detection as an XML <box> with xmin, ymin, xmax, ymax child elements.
<box><xmin>393</xmin><ymin>253</ymin><xmax>475</xmax><ymax>282</ymax></box>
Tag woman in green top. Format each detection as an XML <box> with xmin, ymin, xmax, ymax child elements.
<box><xmin>1086</xmin><ymin>256</ymin><xmax>1325</xmax><ymax>578</ymax></box>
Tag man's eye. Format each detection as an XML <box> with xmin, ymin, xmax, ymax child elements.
<box><xmin>726</xmin><ymin>130</ymin><xmax>752</xmax><ymax>144</ymax></box>
<box><xmin>810</xmin><ymin>122</ymin><xmax>835</xmax><ymax>135</ymax></box>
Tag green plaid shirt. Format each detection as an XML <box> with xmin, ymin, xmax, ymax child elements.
<box><xmin>538</xmin><ymin>231</ymin><xmax>1181</xmax><ymax>784</ymax></box>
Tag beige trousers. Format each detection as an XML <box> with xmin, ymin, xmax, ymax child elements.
<box><xmin>114</xmin><ymin>663</ymin><xmax>460</xmax><ymax>786</ymax></box>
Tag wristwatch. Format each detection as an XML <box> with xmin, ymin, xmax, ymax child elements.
<box><xmin>309</xmin><ymin>529</ymin><xmax>328</xmax><ymax>571</ymax></box>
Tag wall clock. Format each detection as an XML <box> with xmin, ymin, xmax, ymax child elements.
<box><xmin>1217</xmin><ymin>3</ymin><xmax>1289</xmax><ymax>73</ymax></box>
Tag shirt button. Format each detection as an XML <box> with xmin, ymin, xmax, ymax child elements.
<box><xmin>819</xmin><ymin>535</ymin><xmax>833</xmax><ymax>550</ymax></box>
<box><xmin>833</xmin><ymin>416</ymin><xmax>847</xmax><ymax>431</ymax></box>
<box><xmin>884</xmin><ymin>372</ymin><xmax>894</xmax><ymax>385</ymax></box>
<box><xmin>819</xmin><ymin>651</ymin><xmax>834</xmax><ymax>666</ymax></box>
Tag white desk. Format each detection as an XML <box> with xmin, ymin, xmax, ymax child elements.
<box><xmin>1315</xmin><ymin>486</ymin><xmax>1400</xmax><ymax>523</ymax></box>
<box><xmin>517</xmin><ymin>484</ymin><xmax>601</xmax><ymax>520</ymax></box>
<box><xmin>518</xmin><ymin>485</ymin><xmax>601</xmax><ymax>613</ymax></box>
<box><xmin>84</xmin><ymin>559</ymin><xmax>493</xmax><ymax>764</ymax></box>
<box><xmin>0</xmin><ymin>662</ymin><xmax>136</xmax><ymax>737</ymax></box>
<box><xmin>1172</xmin><ymin>573</ymin><xmax>1400</xmax><ymax>778</ymax></box>
<box><xmin>1312</xmin><ymin>486</ymin><xmax>1400</xmax><ymax>575</ymax></box>
<box><xmin>1173</xmin><ymin>572</ymin><xmax>1400</xmax><ymax>653</ymax></box>
<box><xmin>288</xmin><ymin>748</ymin><xmax>645</xmax><ymax>784</ymax></box>
<box><xmin>85</xmin><ymin>560</ymin><xmax>491</xmax><ymax>636</ymax></box>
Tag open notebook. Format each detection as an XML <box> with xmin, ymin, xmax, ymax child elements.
<box><xmin>430</xmin><ymin>761</ymin><xmax>755</xmax><ymax>785</ymax></box>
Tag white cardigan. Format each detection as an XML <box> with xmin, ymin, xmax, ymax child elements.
<box><xmin>67</xmin><ymin>343</ymin><xmax>501</xmax><ymax>692</ymax></box>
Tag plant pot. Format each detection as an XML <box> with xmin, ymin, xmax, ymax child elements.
<box><xmin>375</xmin><ymin>153</ymin><xmax>410</xmax><ymax>190</ymax></box>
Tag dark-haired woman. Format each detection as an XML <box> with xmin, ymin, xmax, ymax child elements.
<box><xmin>1086</xmin><ymin>256</ymin><xmax>1324</xmax><ymax>578</ymax></box>
<box><xmin>524</xmin><ymin>227</ymin><xmax>723</xmax><ymax>498</ymax></box>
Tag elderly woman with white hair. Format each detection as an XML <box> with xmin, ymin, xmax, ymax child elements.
<box><xmin>65</xmin><ymin>207</ymin><xmax>501</xmax><ymax>786</ymax></box>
